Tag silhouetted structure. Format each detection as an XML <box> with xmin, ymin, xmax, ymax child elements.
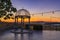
<box><xmin>11</xmin><ymin>9</ymin><xmax>31</xmax><ymax>40</ymax></box>
<box><xmin>15</xmin><ymin>8</ymin><xmax>31</xmax><ymax>30</ymax></box>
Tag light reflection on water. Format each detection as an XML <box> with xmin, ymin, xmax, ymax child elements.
<box><xmin>0</xmin><ymin>30</ymin><xmax>60</xmax><ymax>40</ymax></box>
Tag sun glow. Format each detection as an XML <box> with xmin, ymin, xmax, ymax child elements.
<box><xmin>1</xmin><ymin>16</ymin><xmax>60</xmax><ymax>22</ymax></box>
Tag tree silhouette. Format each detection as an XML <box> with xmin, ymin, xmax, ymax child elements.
<box><xmin>4</xmin><ymin>7</ymin><xmax>17</xmax><ymax>20</ymax></box>
<box><xmin>0</xmin><ymin>0</ymin><xmax>17</xmax><ymax>20</ymax></box>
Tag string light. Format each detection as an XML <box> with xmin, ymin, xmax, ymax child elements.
<box><xmin>31</xmin><ymin>10</ymin><xmax>60</xmax><ymax>16</ymax></box>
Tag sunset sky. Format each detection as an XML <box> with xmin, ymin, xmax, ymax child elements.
<box><xmin>2</xmin><ymin>0</ymin><xmax>60</xmax><ymax>22</ymax></box>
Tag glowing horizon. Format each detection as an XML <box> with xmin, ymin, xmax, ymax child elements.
<box><xmin>1</xmin><ymin>15</ymin><xmax>60</xmax><ymax>22</ymax></box>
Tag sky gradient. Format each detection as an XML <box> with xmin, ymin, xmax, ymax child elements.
<box><xmin>11</xmin><ymin>0</ymin><xmax>60</xmax><ymax>13</ymax></box>
<box><xmin>2</xmin><ymin>0</ymin><xmax>60</xmax><ymax>22</ymax></box>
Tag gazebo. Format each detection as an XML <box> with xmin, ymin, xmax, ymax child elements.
<box><xmin>11</xmin><ymin>9</ymin><xmax>31</xmax><ymax>40</ymax></box>
<box><xmin>15</xmin><ymin>9</ymin><xmax>31</xmax><ymax>30</ymax></box>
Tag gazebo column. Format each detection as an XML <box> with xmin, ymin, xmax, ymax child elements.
<box><xmin>15</xmin><ymin>16</ymin><xmax>18</xmax><ymax>26</ymax></box>
<box><xmin>15</xmin><ymin>16</ymin><xmax>17</xmax><ymax>30</ymax></box>
<box><xmin>16</xmin><ymin>17</ymin><xmax>18</xmax><ymax>26</ymax></box>
<box><xmin>22</xmin><ymin>18</ymin><xmax>24</xmax><ymax>28</ymax></box>
<box><xmin>21</xmin><ymin>17</ymin><xmax>24</xmax><ymax>33</ymax></box>
<box><xmin>29</xmin><ymin>17</ymin><xmax>31</xmax><ymax>32</ymax></box>
<box><xmin>15</xmin><ymin>16</ymin><xmax>17</xmax><ymax>24</ymax></box>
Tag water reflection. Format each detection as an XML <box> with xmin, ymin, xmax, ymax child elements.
<box><xmin>14</xmin><ymin>31</ymin><xmax>43</xmax><ymax>40</ymax></box>
<box><xmin>0</xmin><ymin>30</ymin><xmax>60</xmax><ymax>40</ymax></box>
<box><xmin>14</xmin><ymin>32</ymin><xmax>34</xmax><ymax>40</ymax></box>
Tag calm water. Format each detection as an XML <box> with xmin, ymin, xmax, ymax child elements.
<box><xmin>0</xmin><ymin>30</ymin><xmax>60</xmax><ymax>40</ymax></box>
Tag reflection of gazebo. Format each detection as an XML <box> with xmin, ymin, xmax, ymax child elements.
<box><xmin>15</xmin><ymin>9</ymin><xmax>31</xmax><ymax>30</ymax></box>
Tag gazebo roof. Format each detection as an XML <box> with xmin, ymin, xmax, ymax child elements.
<box><xmin>16</xmin><ymin>9</ymin><xmax>30</xmax><ymax>17</ymax></box>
